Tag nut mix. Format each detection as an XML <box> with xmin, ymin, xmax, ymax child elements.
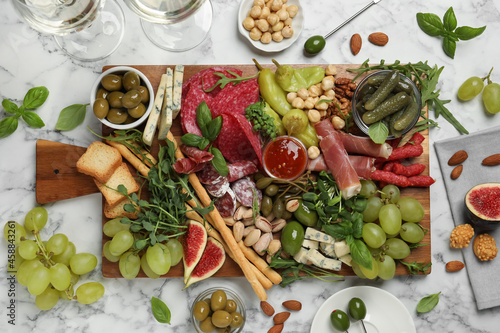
<box><xmin>449</xmin><ymin>224</ymin><xmax>474</xmax><ymax>248</ymax></box>
<box><xmin>473</xmin><ymin>233</ymin><xmax>498</xmax><ymax>261</ymax></box>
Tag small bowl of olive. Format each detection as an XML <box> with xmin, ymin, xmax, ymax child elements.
<box><xmin>90</xmin><ymin>66</ymin><xmax>154</xmax><ymax>130</ymax></box>
<box><xmin>191</xmin><ymin>287</ymin><xmax>246</xmax><ymax>333</ymax></box>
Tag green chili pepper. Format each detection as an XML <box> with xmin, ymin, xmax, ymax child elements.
<box><xmin>253</xmin><ymin>59</ymin><xmax>291</xmax><ymax>117</ymax></box>
<box><xmin>263</xmin><ymin>102</ymin><xmax>286</xmax><ymax>136</ymax></box>
<box><xmin>272</xmin><ymin>59</ymin><xmax>325</xmax><ymax>92</ymax></box>
<box><xmin>292</xmin><ymin>122</ymin><xmax>318</xmax><ymax>148</ymax></box>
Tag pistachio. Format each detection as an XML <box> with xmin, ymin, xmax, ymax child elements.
<box><xmin>244</xmin><ymin>229</ymin><xmax>262</xmax><ymax>247</ymax></box>
<box><xmin>234</xmin><ymin>206</ymin><xmax>254</xmax><ymax>220</ymax></box>
<box><xmin>285</xmin><ymin>199</ymin><xmax>300</xmax><ymax>212</ymax></box>
<box><xmin>271</xmin><ymin>218</ymin><xmax>287</xmax><ymax>233</ymax></box>
<box><xmin>233</xmin><ymin>221</ymin><xmax>245</xmax><ymax>243</ymax></box>
<box><xmin>243</xmin><ymin>225</ymin><xmax>256</xmax><ymax>237</ymax></box>
<box><xmin>255</xmin><ymin>216</ymin><xmax>273</xmax><ymax>233</ymax></box>
<box><xmin>268</xmin><ymin>239</ymin><xmax>281</xmax><ymax>256</ymax></box>
<box><xmin>265</xmin><ymin>212</ymin><xmax>275</xmax><ymax>222</ymax></box>
<box><xmin>223</xmin><ymin>216</ymin><xmax>236</xmax><ymax>226</ymax></box>
<box><xmin>253</xmin><ymin>232</ymin><xmax>273</xmax><ymax>255</ymax></box>
<box><xmin>242</xmin><ymin>217</ymin><xmax>255</xmax><ymax>226</ymax></box>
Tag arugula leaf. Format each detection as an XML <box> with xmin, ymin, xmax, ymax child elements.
<box><xmin>203</xmin><ymin>70</ymin><xmax>259</xmax><ymax>93</ymax></box>
<box><xmin>151</xmin><ymin>297</ymin><xmax>171</xmax><ymax>324</ymax></box>
<box><xmin>55</xmin><ymin>103</ymin><xmax>89</xmax><ymax>131</ymax></box>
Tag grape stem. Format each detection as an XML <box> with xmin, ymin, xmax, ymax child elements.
<box><xmin>482</xmin><ymin>67</ymin><xmax>494</xmax><ymax>85</ymax></box>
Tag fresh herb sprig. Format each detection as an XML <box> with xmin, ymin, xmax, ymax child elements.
<box><xmin>399</xmin><ymin>260</ymin><xmax>432</xmax><ymax>275</ymax></box>
<box><xmin>203</xmin><ymin>70</ymin><xmax>259</xmax><ymax>93</ymax></box>
<box><xmin>245</xmin><ymin>101</ymin><xmax>277</xmax><ymax>139</ymax></box>
<box><xmin>151</xmin><ymin>297</ymin><xmax>171</xmax><ymax>324</ymax></box>
<box><xmin>417</xmin><ymin>292</ymin><xmax>441</xmax><ymax>313</ymax></box>
<box><xmin>55</xmin><ymin>103</ymin><xmax>89</xmax><ymax>131</ymax></box>
<box><xmin>348</xmin><ymin>59</ymin><xmax>469</xmax><ymax>134</ymax></box>
<box><xmin>417</xmin><ymin>7</ymin><xmax>486</xmax><ymax>59</ymax></box>
<box><xmin>0</xmin><ymin>86</ymin><xmax>48</xmax><ymax>138</ymax></box>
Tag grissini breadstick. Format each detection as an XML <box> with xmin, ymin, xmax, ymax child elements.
<box><xmin>237</xmin><ymin>241</ymin><xmax>283</xmax><ymax>285</ymax></box>
<box><xmin>104</xmin><ymin>140</ymin><xmax>150</xmax><ymax>177</ymax></box>
<box><xmin>166</xmin><ymin>131</ymin><xmax>267</xmax><ymax>301</ymax></box>
<box><xmin>126</xmin><ymin>139</ymin><xmax>158</xmax><ymax>167</ymax></box>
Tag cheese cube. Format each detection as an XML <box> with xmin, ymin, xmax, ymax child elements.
<box><xmin>302</xmin><ymin>239</ymin><xmax>319</xmax><ymax>250</ymax></box>
<box><xmin>307</xmin><ymin>249</ymin><xmax>342</xmax><ymax>271</ymax></box>
<box><xmin>293</xmin><ymin>247</ymin><xmax>310</xmax><ymax>264</ymax></box>
<box><xmin>319</xmin><ymin>242</ymin><xmax>336</xmax><ymax>258</ymax></box>
<box><xmin>339</xmin><ymin>254</ymin><xmax>352</xmax><ymax>267</ymax></box>
<box><xmin>334</xmin><ymin>240</ymin><xmax>350</xmax><ymax>258</ymax></box>
<box><xmin>304</xmin><ymin>227</ymin><xmax>336</xmax><ymax>244</ymax></box>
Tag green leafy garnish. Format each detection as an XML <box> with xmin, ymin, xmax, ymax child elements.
<box><xmin>368</xmin><ymin>121</ymin><xmax>389</xmax><ymax>144</ymax></box>
<box><xmin>151</xmin><ymin>297</ymin><xmax>171</xmax><ymax>324</ymax></box>
<box><xmin>245</xmin><ymin>101</ymin><xmax>277</xmax><ymax>139</ymax></box>
<box><xmin>0</xmin><ymin>86</ymin><xmax>48</xmax><ymax>138</ymax></box>
<box><xmin>202</xmin><ymin>70</ymin><xmax>259</xmax><ymax>93</ymax></box>
<box><xmin>417</xmin><ymin>292</ymin><xmax>441</xmax><ymax>313</ymax></box>
<box><xmin>416</xmin><ymin>7</ymin><xmax>486</xmax><ymax>59</ymax></box>
<box><xmin>55</xmin><ymin>103</ymin><xmax>89</xmax><ymax>131</ymax></box>
<box><xmin>399</xmin><ymin>260</ymin><xmax>432</xmax><ymax>275</ymax></box>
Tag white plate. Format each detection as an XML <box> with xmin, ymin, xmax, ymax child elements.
<box><xmin>237</xmin><ymin>0</ymin><xmax>304</xmax><ymax>52</ymax></box>
<box><xmin>310</xmin><ymin>286</ymin><xmax>416</xmax><ymax>333</ymax></box>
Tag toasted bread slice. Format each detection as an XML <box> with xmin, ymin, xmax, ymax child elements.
<box><xmin>95</xmin><ymin>163</ymin><xmax>140</xmax><ymax>206</ymax></box>
<box><xmin>104</xmin><ymin>197</ymin><xmax>140</xmax><ymax>220</ymax></box>
<box><xmin>77</xmin><ymin>141</ymin><xmax>122</xmax><ymax>183</ymax></box>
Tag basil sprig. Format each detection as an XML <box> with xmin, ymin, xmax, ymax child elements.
<box><xmin>368</xmin><ymin>121</ymin><xmax>389</xmax><ymax>144</ymax></box>
<box><xmin>417</xmin><ymin>292</ymin><xmax>441</xmax><ymax>313</ymax></box>
<box><xmin>0</xmin><ymin>86</ymin><xmax>48</xmax><ymax>138</ymax></box>
<box><xmin>417</xmin><ymin>7</ymin><xmax>486</xmax><ymax>59</ymax></box>
<box><xmin>55</xmin><ymin>103</ymin><xmax>89</xmax><ymax>131</ymax></box>
<box><xmin>180</xmin><ymin>101</ymin><xmax>228</xmax><ymax>176</ymax></box>
<box><xmin>151</xmin><ymin>297</ymin><xmax>171</xmax><ymax>324</ymax></box>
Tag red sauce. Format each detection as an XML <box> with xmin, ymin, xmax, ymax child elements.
<box><xmin>263</xmin><ymin>136</ymin><xmax>307</xmax><ymax>180</ymax></box>
<box><xmin>469</xmin><ymin>186</ymin><xmax>500</xmax><ymax>219</ymax></box>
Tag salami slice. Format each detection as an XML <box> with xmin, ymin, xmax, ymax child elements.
<box><xmin>210</xmin><ymin>78</ymin><xmax>260</xmax><ymax>118</ymax></box>
<box><xmin>231</xmin><ymin>113</ymin><xmax>263</xmax><ymax>165</ymax></box>
<box><xmin>181</xmin><ymin>145</ymin><xmax>213</xmax><ymax>163</ymax></box>
<box><xmin>201</xmin><ymin>69</ymin><xmax>243</xmax><ymax>98</ymax></box>
<box><xmin>231</xmin><ymin>177</ymin><xmax>262</xmax><ymax>208</ymax></box>
<box><xmin>196</xmin><ymin>163</ymin><xmax>226</xmax><ymax>185</ymax></box>
<box><xmin>205</xmin><ymin>178</ymin><xmax>230</xmax><ymax>198</ymax></box>
<box><xmin>214</xmin><ymin>188</ymin><xmax>237</xmax><ymax>217</ymax></box>
<box><xmin>180</xmin><ymin>84</ymin><xmax>213</xmax><ymax>136</ymax></box>
<box><xmin>182</xmin><ymin>67</ymin><xmax>243</xmax><ymax>100</ymax></box>
<box><xmin>227</xmin><ymin>161</ymin><xmax>258</xmax><ymax>182</ymax></box>
<box><xmin>173</xmin><ymin>158</ymin><xmax>206</xmax><ymax>174</ymax></box>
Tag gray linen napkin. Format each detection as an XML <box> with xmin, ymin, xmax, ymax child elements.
<box><xmin>434</xmin><ymin>126</ymin><xmax>500</xmax><ymax>310</ymax></box>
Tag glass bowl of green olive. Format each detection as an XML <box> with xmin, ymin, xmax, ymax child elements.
<box><xmin>351</xmin><ymin>70</ymin><xmax>422</xmax><ymax>140</ymax></box>
<box><xmin>90</xmin><ymin>66</ymin><xmax>154</xmax><ymax>130</ymax></box>
<box><xmin>191</xmin><ymin>287</ymin><xmax>246</xmax><ymax>333</ymax></box>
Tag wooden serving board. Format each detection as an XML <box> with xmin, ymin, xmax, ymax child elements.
<box><xmin>36</xmin><ymin>64</ymin><xmax>431</xmax><ymax>279</ymax></box>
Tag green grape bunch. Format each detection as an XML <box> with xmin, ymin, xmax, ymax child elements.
<box><xmin>3</xmin><ymin>207</ymin><xmax>104</xmax><ymax>310</ymax></box>
<box><xmin>458</xmin><ymin>67</ymin><xmax>500</xmax><ymax>114</ymax></box>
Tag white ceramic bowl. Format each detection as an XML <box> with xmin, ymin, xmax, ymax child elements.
<box><xmin>237</xmin><ymin>0</ymin><xmax>304</xmax><ymax>53</ymax></box>
<box><xmin>90</xmin><ymin>66</ymin><xmax>154</xmax><ymax>130</ymax></box>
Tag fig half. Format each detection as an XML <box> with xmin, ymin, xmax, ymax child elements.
<box><xmin>465</xmin><ymin>183</ymin><xmax>500</xmax><ymax>230</ymax></box>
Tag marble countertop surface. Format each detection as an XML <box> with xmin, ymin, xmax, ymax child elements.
<box><xmin>1</xmin><ymin>0</ymin><xmax>500</xmax><ymax>332</ymax></box>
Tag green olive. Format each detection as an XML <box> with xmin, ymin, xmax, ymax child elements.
<box><xmin>272</xmin><ymin>197</ymin><xmax>285</xmax><ymax>219</ymax></box>
<box><xmin>122</xmin><ymin>71</ymin><xmax>140</xmax><ymax>91</ymax></box>
<box><xmin>265</xmin><ymin>184</ymin><xmax>280</xmax><ymax>197</ymax></box>
<box><xmin>199</xmin><ymin>316</ymin><xmax>215</xmax><ymax>333</ymax></box>
<box><xmin>193</xmin><ymin>300</ymin><xmax>211</xmax><ymax>322</ymax></box>
<box><xmin>256</xmin><ymin>177</ymin><xmax>274</xmax><ymax>189</ymax></box>
<box><xmin>304</xmin><ymin>35</ymin><xmax>326</xmax><ymax>55</ymax></box>
<box><xmin>107</xmin><ymin>91</ymin><xmax>124</xmax><ymax>108</ymax></box>
<box><xmin>122</xmin><ymin>89</ymin><xmax>142</xmax><ymax>109</ymax></box>
<box><xmin>136</xmin><ymin>85</ymin><xmax>149</xmax><ymax>103</ymax></box>
<box><xmin>230</xmin><ymin>312</ymin><xmax>244</xmax><ymax>328</ymax></box>
<box><xmin>214</xmin><ymin>327</ymin><xmax>230</xmax><ymax>333</ymax></box>
<box><xmin>93</xmin><ymin>98</ymin><xmax>109</xmax><ymax>119</ymax></box>
<box><xmin>106</xmin><ymin>108</ymin><xmax>128</xmax><ymax>124</ymax></box>
<box><xmin>261</xmin><ymin>195</ymin><xmax>273</xmax><ymax>217</ymax></box>
<box><xmin>281</xmin><ymin>221</ymin><xmax>305</xmax><ymax>256</ymax></box>
<box><xmin>281</xmin><ymin>209</ymin><xmax>293</xmax><ymax>220</ymax></box>
<box><xmin>101</xmin><ymin>74</ymin><xmax>122</xmax><ymax>91</ymax></box>
<box><xmin>210</xmin><ymin>290</ymin><xmax>227</xmax><ymax>312</ymax></box>
<box><xmin>123</xmin><ymin>114</ymin><xmax>136</xmax><ymax>124</ymax></box>
<box><xmin>293</xmin><ymin>200</ymin><xmax>318</xmax><ymax>227</ymax></box>
<box><xmin>96</xmin><ymin>88</ymin><xmax>109</xmax><ymax>100</ymax></box>
<box><xmin>330</xmin><ymin>309</ymin><xmax>350</xmax><ymax>331</ymax></box>
<box><xmin>348</xmin><ymin>297</ymin><xmax>367</xmax><ymax>320</ymax></box>
<box><xmin>128</xmin><ymin>103</ymin><xmax>146</xmax><ymax>118</ymax></box>
<box><xmin>224</xmin><ymin>299</ymin><xmax>237</xmax><ymax>313</ymax></box>
<box><xmin>211</xmin><ymin>310</ymin><xmax>232</xmax><ymax>328</ymax></box>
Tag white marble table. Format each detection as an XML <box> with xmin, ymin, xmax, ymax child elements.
<box><xmin>1</xmin><ymin>0</ymin><xmax>500</xmax><ymax>332</ymax></box>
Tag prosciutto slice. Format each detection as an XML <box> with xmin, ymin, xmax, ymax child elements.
<box><xmin>307</xmin><ymin>155</ymin><xmax>376</xmax><ymax>180</ymax></box>
<box><xmin>315</xmin><ymin>120</ymin><xmax>361</xmax><ymax>199</ymax></box>
<box><xmin>337</xmin><ymin>131</ymin><xmax>392</xmax><ymax>158</ymax></box>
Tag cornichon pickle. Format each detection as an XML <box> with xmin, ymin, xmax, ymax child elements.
<box><xmin>362</xmin><ymin>92</ymin><xmax>411</xmax><ymax>124</ymax></box>
<box><xmin>367</xmin><ymin>74</ymin><xmax>413</xmax><ymax>94</ymax></box>
<box><xmin>389</xmin><ymin>108</ymin><xmax>406</xmax><ymax>138</ymax></box>
<box><xmin>394</xmin><ymin>98</ymin><xmax>419</xmax><ymax>131</ymax></box>
<box><xmin>364</xmin><ymin>70</ymin><xmax>400</xmax><ymax>111</ymax></box>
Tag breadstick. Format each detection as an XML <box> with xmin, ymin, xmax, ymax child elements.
<box><xmin>237</xmin><ymin>241</ymin><xmax>283</xmax><ymax>285</ymax></box>
<box><xmin>166</xmin><ymin>131</ymin><xmax>268</xmax><ymax>301</ymax></box>
<box><xmin>126</xmin><ymin>140</ymin><xmax>157</xmax><ymax>167</ymax></box>
<box><xmin>105</xmin><ymin>140</ymin><xmax>150</xmax><ymax>177</ymax></box>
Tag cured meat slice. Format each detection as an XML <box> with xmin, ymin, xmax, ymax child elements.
<box><xmin>196</xmin><ymin>163</ymin><xmax>225</xmax><ymax>185</ymax></box>
<box><xmin>228</xmin><ymin>161</ymin><xmax>259</xmax><ymax>182</ymax></box>
<box><xmin>180</xmin><ymin>84</ymin><xmax>213</xmax><ymax>136</ymax></box>
<box><xmin>210</xmin><ymin>78</ymin><xmax>260</xmax><ymax>118</ymax></box>
<box><xmin>337</xmin><ymin>131</ymin><xmax>392</xmax><ymax>158</ymax></box>
<box><xmin>173</xmin><ymin>158</ymin><xmax>206</xmax><ymax>174</ymax></box>
<box><xmin>214</xmin><ymin>188</ymin><xmax>237</xmax><ymax>217</ymax></box>
<box><xmin>201</xmin><ymin>69</ymin><xmax>243</xmax><ymax>98</ymax></box>
<box><xmin>231</xmin><ymin>177</ymin><xmax>262</xmax><ymax>208</ymax></box>
<box><xmin>181</xmin><ymin>145</ymin><xmax>213</xmax><ymax>163</ymax></box>
<box><xmin>205</xmin><ymin>178</ymin><xmax>230</xmax><ymax>198</ymax></box>
<box><xmin>315</xmin><ymin>120</ymin><xmax>361</xmax><ymax>199</ymax></box>
<box><xmin>307</xmin><ymin>155</ymin><xmax>376</xmax><ymax>180</ymax></box>
<box><xmin>182</xmin><ymin>67</ymin><xmax>243</xmax><ymax>100</ymax></box>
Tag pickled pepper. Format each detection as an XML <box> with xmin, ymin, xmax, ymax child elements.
<box><xmin>253</xmin><ymin>59</ymin><xmax>292</xmax><ymax>116</ymax></box>
<box><xmin>272</xmin><ymin>59</ymin><xmax>325</xmax><ymax>92</ymax></box>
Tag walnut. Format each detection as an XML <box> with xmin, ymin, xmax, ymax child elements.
<box><xmin>473</xmin><ymin>233</ymin><xmax>498</xmax><ymax>261</ymax></box>
<box><xmin>450</xmin><ymin>224</ymin><xmax>474</xmax><ymax>248</ymax></box>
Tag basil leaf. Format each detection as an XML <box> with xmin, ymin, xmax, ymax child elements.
<box><xmin>22</xmin><ymin>111</ymin><xmax>45</xmax><ymax>128</ymax></box>
<box><xmin>204</xmin><ymin>115</ymin><xmax>223</xmax><ymax>142</ymax></box>
<box><xmin>55</xmin><ymin>103</ymin><xmax>88</xmax><ymax>131</ymax></box>
<box><xmin>442</xmin><ymin>37</ymin><xmax>456</xmax><ymax>59</ymax></box>
<box><xmin>417</xmin><ymin>292</ymin><xmax>441</xmax><ymax>313</ymax></box>
<box><xmin>351</xmin><ymin>212</ymin><xmax>364</xmax><ymax>239</ymax></box>
<box><xmin>196</xmin><ymin>101</ymin><xmax>212</xmax><ymax>130</ymax></box>
<box><xmin>322</xmin><ymin>223</ymin><xmax>349</xmax><ymax>239</ymax></box>
<box><xmin>0</xmin><ymin>117</ymin><xmax>19</xmax><ymax>138</ymax></box>
<box><xmin>443</xmin><ymin>7</ymin><xmax>457</xmax><ymax>31</ymax></box>
<box><xmin>209</xmin><ymin>147</ymin><xmax>229</xmax><ymax>177</ymax></box>
<box><xmin>181</xmin><ymin>133</ymin><xmax>205</xmax><ymax>147</ymax></box>
<box><xmin>151</xmin><ymin>297</ymin><xmax>171</xmax><ymax>324</ymax></box>
<box><xmin>368</xmin><ymin>121</ymin><xmax>388</xmax><ymax>144</ymax></box>
<box><xmin>455</xmin><ymin>25</ymin><xmax>486</xmax><ymax>40</ymax></box>
<box><xmin>2</xmin><ymin>99</ymin><xmax>19</xmax><ymax>114</ymax></box>
<box><xmin>416</xmin><ymin>13</ymin><xmax>444</xmax><ymax>37</ymax></box>
<box><xmin>23</xmin><ymin>86</ymin><xmax>49</xmax><ymax>109</ymax></box>
<box><xmin>349</xmin><ymin>239</ymin><xmax>372</xmax><ymax>270</ymax></box>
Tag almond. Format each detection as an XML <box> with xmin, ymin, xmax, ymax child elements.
<box><xmin>368</xmin><ymin>32</ymin><xmax>389</xmax><ymax>46</ymax></box>
<box><xmin>448</xmin><ymin>150</ymin><xmax>468</xmax><ymax>166</ymax></box>
<box><xmin>446</xmin><ymin>260</ymin><xmax>465</xmax><ymax>272</ymax></box>
<box><xmin>450</xmin><ymin>165</ymin><xmax>463</xmax><ymax>180</ymax></box>
<box><xmin>273</xmin><ymin>311</ymin><xmax>291</xmax><ymax>325</ymax></box>
<box><xmin>350</xmin><ymin>33</ymin><xmax>362</xmax><ymax>55</ymax></box>
<box><xmin>260</xmin><ymin>301</ymin><xmax>275</xmax><ymax>317</ymax></box>
<box><xmin>482</xmin><ymin>153</ymin><xmax>500</xmax><ymax>166</ymax></box>
<box><xmin>282</xmin><ymin>300</ymin><xmax>302</xmax><ymax>311</ymax></box>
<box><xmin>268</xmin><ymin>324</ymin><xmax>284</xmax><ymax>333</ymax></box>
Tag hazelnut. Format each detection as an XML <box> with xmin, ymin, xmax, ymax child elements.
<box><xmin>450</xmin><ymin>224</ymin><xmax>474</xmax><ymax>248</ymax></box>
<box><xmin>473</xmin><ymin>233</ymin><xmax>498</xmax><ymax>261</ymax></box>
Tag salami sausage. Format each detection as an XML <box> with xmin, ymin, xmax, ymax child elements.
<box><xmin>210</xmin><ymin>78</ymin><xmax>260</xmax><ymax>118</ymax></box>
<box><xmin>227</xmin><ymin>161</ymin><xmax>259</xmax><ymax>182</ymax></box>
<box><xmin>173</xmin><ymin>158</ymin><xmax>206</xmax><ymax>174</ymax></box>
<box><xmin>216</xmin><ymin>114</ymin><xmax>259</xmax><ymax>164</ymax></box>
<box><xmin>231</xmin><ymin>177</ymin><xmax>262</xmax><ymax>208</ymax></box>
<box><xmin>182</xmin><ymin>67</ymin><xmax>243</xmax><ymax>100</ymax></box>
<box><xmin>180</xmin><ymin>84</ymin><xmax>213</xmax><ymax>136</ymax></box>
<box><xmin>205</xmin><ymin>178</ymin><xmax>230</xmax><ymax>198</ymax></box>
<box><xmin>214</xmin><ymin>188</ymin><xmax>237</xmax><ymax>217</ymax></box>
<box><xmin>181</xmin><ymin>145</ymin><xmax>213</xmax><ymax>163</ymax></box>
<box><xmin>196</xmin><ymin>163</ymin><xmax>225</xmax><ymax>185</ymax></box>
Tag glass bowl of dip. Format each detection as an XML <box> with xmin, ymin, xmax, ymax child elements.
<box><xmin>262</xmin><ymin>136</ymin><xmax>308</xmax><ymax>181</ymax></box>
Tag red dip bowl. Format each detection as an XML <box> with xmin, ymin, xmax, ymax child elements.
<box><xmin>262</xmin><ymin>136</ymin><xmax>308</xmax><ymax>181</ymax></box>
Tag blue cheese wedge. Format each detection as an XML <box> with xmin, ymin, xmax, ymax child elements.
<box><xmin>334</xmin><ymin>240</ymin><xmax>350</xmax><ymax>258</ymax></box>
<box><xmin>339</xmin><ymin>254</ymin><xmax>352</xmax><ymax>267</ymax></box>
<box><xmin>319</xmin><ymin>242</ymin><xmax>336</xmax><ymax>258</ymax></box>
<box><xmin>158</xmin><ymin>68</ymin><xmax>174</xmax><ymax>140</ymax></box>
<box><xmin>306</xmin><ymin>249</ymin><xmax>342</xmax><ymax>271</ymax></box>
<box><xmin>143</xmin><ymin>73</ymin><xmax>168</xmax><ymax>146</ymax></box>
<box><xmin>171</xmin><ymin>65</ymin><xmax>184</xmax><ymax>119</ymax></box>
<box><xmin>302</xmin><ymin>239</ymin><xmax>319</xmax><ymax>250</ymax></box>
<box><xmin>304</xmin><ymin>227</ymin><xmax>336</xmax><ymax>244</ymax></box>
<box><xmin>293</xmin><ymin>247</ymin><xmax>310</xmax><ymax>264</ymax></box>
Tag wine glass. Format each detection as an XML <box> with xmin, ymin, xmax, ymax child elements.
<box><xmin>122</xmin><ymin>0</ymin><xmax>213</xmax><ymax>52</ymax></box>
<box><xmin>10</xmin><ymin>0</ymin><xmax>125</xmax><ymax>61</ymax></box>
